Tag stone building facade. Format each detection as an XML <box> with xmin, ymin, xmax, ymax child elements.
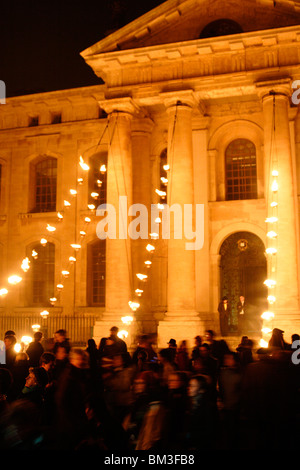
<box><xmin>1</xmin><ymin>0</ymin><xmax>300</xmax><ymax>348</ymax></box>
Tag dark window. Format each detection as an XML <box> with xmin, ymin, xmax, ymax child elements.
<box><xmin>200</xmin><ymin>19</ymin><xmax>243</xmax><ymax>39</ymax></box>
<box><xmin>32</xmin><ymin>157</ymin><xmax>57</xmax><ymax>212</ymax></box>
<box><xmin>87</xmin><ymin>239</ymin><xmax>106</xmax><ymax>306</ymax></box>
<box><xmin>225</xmin><ymin>139</ymin><xmax>257</xmax><ymax>201</ymax></box>
<box><xmin>27</xmin><ymin>242</ymin><xmax>55</xmax><ymax>306</ymax></box>
<box><xmin>29</xmin><ymin>115</ymin><xmax>39</xmax><ymax>127</ymax></box>
<box><xmin>51</xmin><ymin>113</ymin><xmax>61</xmax><ymax>124</ymax></box>
<box><xmin>88</xmin><ymin>153</ymin><xmax>107</xmax><ymax>207</ymax></box>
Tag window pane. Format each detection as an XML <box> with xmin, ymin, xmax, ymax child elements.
<box><xmin>225</xmin><ymin>139</ymin><xmax>257</xmax><ymax>200</ymax></box>
<box><xmin>88</xmin><ymin>240</ymin><xmax>106</xmax><ymax>306</ymax></box>
<box><xmin>34</xmin><ymin>158</ymin><xmax>57</xmax><ymax>212</ymax></box>
<box><xmin>28</xmin><ymin>243</ymin><xmax>55</xmax><ymax>305</ymax></box>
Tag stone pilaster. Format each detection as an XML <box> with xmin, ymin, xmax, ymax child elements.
<box><xmin>157</xmin><ymin>91</ymin><xmax>203</xmax><ymax>348</ymax></box>
<box><xmin>258</xmin><ymin>80</ymin><xmax>300</xmax><ymax>339</ymax></box>
<box><xmin>93</xmin><ymin>98</ymin><xmax>137</xmax><ymax>346</ymax></box>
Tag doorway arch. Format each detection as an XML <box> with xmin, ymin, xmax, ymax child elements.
<box><xmin>219</xmin><ymin>231</ymin><xmax>267</xmax><ymax>335</ymax></box>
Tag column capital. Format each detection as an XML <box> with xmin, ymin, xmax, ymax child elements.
<box><xmin>98</xmin><ymin>96</ymin><xmax>140</xmax><ymax>116</ymax></box>
<box><xmin>256</xmin><ymin>78</ymin><xmax>292</xmax><ymax>101</ymax></box>
<box><xmin>160</xmin><ymin>89</ymin><xmax>199</xmax><ymax>110</ymax></box>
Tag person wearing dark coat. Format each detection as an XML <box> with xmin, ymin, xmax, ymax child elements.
<box><xmin>218</xmin><ymin>296</ymin><xmax>230</xmax><ymax>337</ymax></box>
<box><xmin>26</xmin><ymin>331</ymin><xmax>44</xmax><ymax>367</ymax></box>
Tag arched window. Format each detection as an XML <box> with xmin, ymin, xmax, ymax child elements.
<box><xmin>88</xmin><ymin>152</ymin><xmax>107</xmax><ymax>207</ymax></box>
<box><xmin>87</xmin><ymin>239</ymin><xmax>106</xmax><ymax>306</ymax></box>
<box><xmin>26</xmin><ymin>242</ymin><xmax>55</xmax><ymax>306</ymax></box>
<box><xmin>225</xmin><ymin>139</ymin><xmax>257</xmax><ymax>200</ymax></box>
<box><xmin>30</xmin><ymin>157</ymin><xmax>57</xmax><ymax>212</ymax></box>
<box><xmin>200</xmin><ymin>19</ymin><xmax>243</xmax><ymax>39</ymax></box>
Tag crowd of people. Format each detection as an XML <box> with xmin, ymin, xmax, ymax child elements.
<box><xmin>0</xmin><ymin>326</ymin><xmax>299</xmax><ymax>450</ymax></box>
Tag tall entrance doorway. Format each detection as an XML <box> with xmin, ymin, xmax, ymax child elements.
<box><xmin>219</xmin><ymin>231</ymin><xmax>267</xmax><ymax>336</ymax></box>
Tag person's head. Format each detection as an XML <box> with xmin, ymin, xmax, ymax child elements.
<box><xmin>4</xmin><ymin>330</ymin><xmax>16</xmax><ymax>338</ymax></box>
<box><xmin>69</xmin><ymin>348</ymin><xmax>89</xmax><ymax>369</ymax></box>
<box><xmin>87</xmin><ymin>338</ymin><xmax>96</xmax><ymax>349</ymax></box>
<box><xmin>33</xmin><ymin>331</ymin><xmax>43</xmax><ymax>342</ymax></box>
<box><xmin>240</xmin><ymin>295</ymin><xmax>245</xmax><ymax>302</ymax></box>
<box><xmin>222</xmin><ymin>296</ymin><xmax>228</xmax><ymax>303</ymax></box>
<box><xmin>194</xmin><ymin>335</ymin><xmax>202</xmax><ymax>347</ymax></box>
<box><xmin>168</xmin><ymin>339</ymin><xmax>177</xmax><ymax>349</ymax></box>
<box><xmin>4</xmin><ymin>335</ymin><xmax>16</xmax><ymax>349</ymax></box>
<box><xmin>25</xmin><ymin>367</ymin><xmax>46</xmax><ymax>389</ymax></box>
<box><xmin>55</xmin><ymin>345</ymin><xmax>68</xmax><ymax>361</ymax></box>
<box><xmin>223</xmin><ymin>352</ymin><xmax>238</xmax><ymax>368</ymax></box>
<box><xmin>199</xmin><ymin>343</ymin><xmax>211</xmax><ymax>358</ymax></box>
<box><xmin>54</xmin><ymin>329</ymin><xmax>67</xmax><ymax>343</ymax></box>
<box><xmin>204</xmin><ymin>330</ymin><xmax>214</xmax><ymax>342</ymax></box>
<box><xmin>110</xmin><ymin>326</ymin><xmax>119</xmax><ymax>337</ymax></box>
<box><xmin>187</xmin><ymin>376</ymin><xmax>207</xmax><ymax>398</ymax></box>
<box><xmin>40</xmin><ymin>352</ymin><xmax>55</xmax><ymax>370</ymax></box>
<box><xmin>158</xmin><ymin>348</ymin><xmax>173</xmax><ymax>364</ymax></box>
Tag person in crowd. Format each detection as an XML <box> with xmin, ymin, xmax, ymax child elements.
<box><xmin>131</xmin><ymin>335</ymin><xmax>157</xmax><ymax>370</ymax></box>
<box><xmin>167</xmin><ymin>338</ymin><xmax>177</xmax><ymax>362</ymax></box>
<box><xmin>52</xmin><ymin>344</ymin><xmax>70</xmax><ymax>381</ymax></box>
<box><xmin>99</xmin><ymin>326</ymin><xmax>128</xmax><ymax>360</ymax></box>
<box><xmin>54</xmin><ymin>347</ymin><xmax>96</xmax><ymax>448</ymax></box>
<box><xmin>26</xmin><ymin>331</ymin><xmax>44</xmax><ymax>367</ymax></box>
<box><xmin>268</xmin><ymin>328</ymin><xmax>290</xmax><ymax>350</ymax></box>
<box><xmin>204</xmin><ymin>330</ymin><xmax>230</xmax><ymax>366</ymax></box>
<box><xmin>9</xmin><ymin>352</ymin><xmax>30</xmax><ymax>401</ymax></box>
<box><xmin>175</xmin><ymin>340</ymin><xmax>190</xmax><ymax>371</ymax></box>
<box><xmin>218</xmin><ymin>352</ymin><xmax>243</xmax><ymax>449</ymax></box>
<box><xmin>158</xmin><ymin>348</ymin><xmax>177</xmax><ymax>389</ymax></box>
<box><xmin>184</xmin><ymin>375</ymin><xmax>216</xmax><ymax>450</ymax></box>
<box><xmin>53</xmin><ymin>329</ymin><xmax>71</xmax><ymax>356</ymax></box>
<box><xmin>236</xmin><ymin>336</ymin><xmax>253</xmax><ymax>371</ymax></box>
<box><xmin>86</xmin><ymin>338</ymin><xmax>100</xmax><ymax>372</ymax></box>
<box><xmin>122</xmin><ymin>371</ymin><xmax>155</xmax><ymax>448</ymax></box>
<box><xmin>163</xmin><ymin>371</ymin><xmax>189</xmax><ymax>449</ymax></box>
<box><xmin>20</xmin><ymin>366</ymin><xmax>48</xmax><ymax>407</ymax></box>
<box><xmin>103</xmin><ymin>353</ymin><xmax>135</xmax><ymax>425</ymax></box>
<box><xmin>3</xmin><ymin>335</ymin><xmax>17</xmax><ymax>370</ymax></box>
<box><xmin>191</xmin><ymin>335</ymin><xmax>202</xmax><ymax>362</ymax></box>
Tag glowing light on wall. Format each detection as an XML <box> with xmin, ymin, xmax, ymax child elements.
<box><xmin>8</xmin><ymin>275</ymin><xmax>22</xmax><ymax>285</ymax></box>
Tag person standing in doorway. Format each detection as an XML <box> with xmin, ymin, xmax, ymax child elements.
<box><xmin>237</xmin><ymin>295</ymin><xmax>246</xmax><ymax>336</ymax></box>
<box><xmin>218</xmin><ymin>296</ymin><xmax>230</xmax><ymax>337</ymax></box>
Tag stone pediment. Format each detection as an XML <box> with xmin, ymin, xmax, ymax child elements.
<box><xmin>81</xmin><ymin>0</ymin><xmax>300</xmax><ymax>57</ymax></box>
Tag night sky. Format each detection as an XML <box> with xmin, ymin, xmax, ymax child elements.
<box><xmin>0</xmin><ymin>0</ymin><xmax>164</xmax><ymax>98</ymax></box>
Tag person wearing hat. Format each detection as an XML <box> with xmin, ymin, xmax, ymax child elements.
<box><xmin>268</xmin><ymin>328</ymin><xmax>289</xmax><ymax>350</ymax></box>
<box><xmin>218</xmin><ymin>296</ymin><xmax>230</xmax><ymax>337</ymax></box>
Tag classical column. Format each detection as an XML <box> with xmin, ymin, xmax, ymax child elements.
<box><xmin>157</xmin><ymin>91</ymin><xmax>202</xmax><ymax>347</ymax></box>
<box><xmin>131</xmin><ymin>117</ymin><xmax>154</xmax><ymax>326</ymax></box>
<box><xmin>93</xmin><ymin>98</ymin><xmax>137</xmax><ymax>345</ymax></box>
<box><xmin>165</xmin><ymin>95</ymin><xmax>197</xmax><ymax>316</ymax></box>
<box><xmin>258</xmin><ymin>81</ymin><xmax>300</xmax><ymax>337</ymax></box>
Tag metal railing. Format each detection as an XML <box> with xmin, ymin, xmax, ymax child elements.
<box><xmin>0</xmin><ymin>313</ymin><xmax>100</xmax><ymax>346</ymax></box>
